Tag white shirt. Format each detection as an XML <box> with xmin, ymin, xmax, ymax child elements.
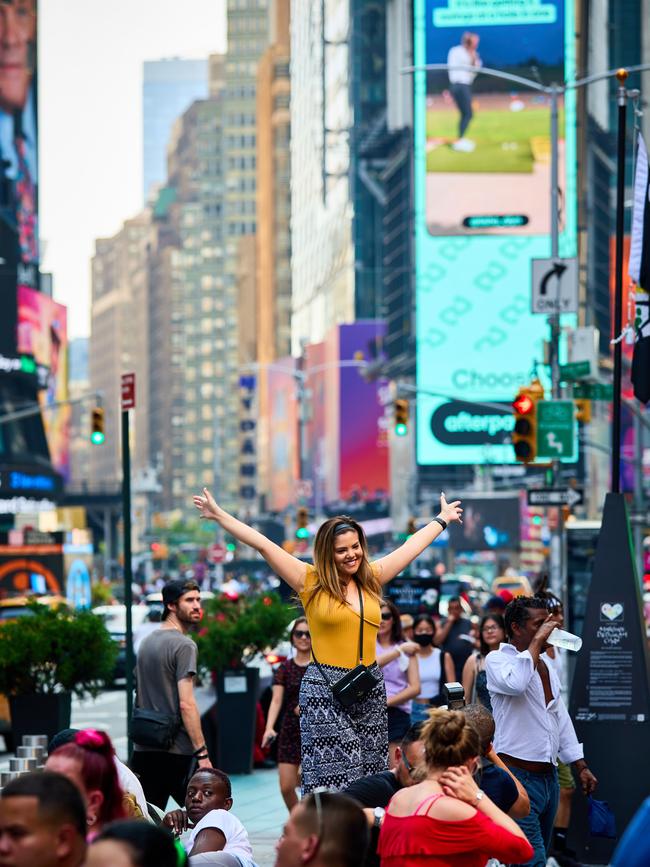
<box><xmin>447</xmin><ymin>44</ymin><xmax>481</xmax><ymax>85</ymax></box>
<box><xmin>182</xmin><ymin>809</ymin><xmax>256</xmax><ymax>866</ymax></box>
<box><xmin>416</xmin><ymin>649</ymin><xmax>442</xmax><ymax>699</ymax></box>
<box><xmin>486</xmin><ymin>643</ymin><xmax>583</xmax><ymax>765</ymax></box>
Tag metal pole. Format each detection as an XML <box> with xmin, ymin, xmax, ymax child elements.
<box><xmin>121</xmin><ymin>408</ymin><xmax>134</xmax><ymax>755</ymax></box>
<box><xmin>548</xmin><ymin>83</ymin><xmax>563</xmax><ymax>602</ymax></box>
<box><xmin>612</xmin><ymin>70</ymin><xmax>629</xmax><ymax>494</ymax></box>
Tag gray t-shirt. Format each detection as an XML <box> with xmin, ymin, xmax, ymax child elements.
<box><xmin>134</xmin><ymin>628</ymin><xmax>197</xmax><ymax>755</ymax></box>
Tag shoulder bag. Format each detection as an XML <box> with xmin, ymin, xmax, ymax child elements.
<box><xmin>311</xmin><ymin>582</ymin><xmax>378</xmax><ymax>708</ymax></box>
<box><xmin>129</xmin><ymin>706</ymin><xmax>181</xmax><ymax>751</ymax></box>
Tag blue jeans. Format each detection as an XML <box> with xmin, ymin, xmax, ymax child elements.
<box><xmin>508</xmin><ymin>765</ymin><xmax>559</xmax><ymax>867</ymax></box>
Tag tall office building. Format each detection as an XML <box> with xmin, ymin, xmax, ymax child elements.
<box><xmin>220</xmin><ymin>0</ymin><xmax>270</xmax><ymax>512</ymax></box>
<box><xmin>142</xmin><ymin>58</ymin><xmax>209</xmax><ymax>203</ymax></box>
<box><xmin>256</xmin><ymin>0</ymin><xmax>291</xmax><ymax>501</ymax></box>
<box><xmin>148</xmin><ymin>56</ymin><xmax>231</xmax><ymax>519</ymax></box>
<box><xmin>89</xmin><ymin>212</ymin><xmax>152</xmax><ymax>487</ymax></box>
<box><xmin>290</xmin><ymin>1</ymin><xmax>388</xmax><ymax>354</ymax></box>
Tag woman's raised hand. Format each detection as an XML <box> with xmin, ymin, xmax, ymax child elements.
<box><xmin>438</xmin><ymin>492</ymin><xmax>463</xmax><ymax>526</ymax></box>
<box><xmin>192</xmin><ymin>487</ymin><xmax>220</xmax><ymax>521</ymax></box>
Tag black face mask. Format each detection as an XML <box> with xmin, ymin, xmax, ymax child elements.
<box><xmin>413</xmin><ymin>634</ymin><xmax>434</xmax><ymax>647</ymax></box>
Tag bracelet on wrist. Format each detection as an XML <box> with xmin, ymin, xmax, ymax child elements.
<box><xmin>193</xmin><ymin>745</ymin><xmax>207</xmax><ymax>757</ymax></box>
<box><xmin>433</xmin><ymin>516</ymin><xmax>448</xmax><ymax>531</ymax></box>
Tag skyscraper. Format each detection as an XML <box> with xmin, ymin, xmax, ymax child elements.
<box><xmin>142</xmin><ymin>58</ymin><xmax>208</xmax><ymax>203</ymax></box>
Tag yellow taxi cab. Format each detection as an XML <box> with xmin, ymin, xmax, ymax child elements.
<box><xmin>491</xmin><ymin>575</ymin><xmax>533</xmax><ymax>598</ymax></box>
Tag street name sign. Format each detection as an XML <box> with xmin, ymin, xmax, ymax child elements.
<box><xmin>559</xmin><ymin>360</ymin><xmax>591</xmax><ymax>381</ymax></box>
<box><xmin>527</xmin><ymin>488</ymin><xmax>584</xmax><ymax>507</ymax></box>
<box><xmin>573</xmin><ymin>382</ymin><xmax>613</xmax><ymax>401</ymax></box>
<box><xmin>536</xmin><ymin>400</ymin><xmax>577</xmax><ymax>461</ymax></box>
<box><xmin>531</xmin><ymin>258</ymin><xmax>579</xmax><ymax>314</ymax></box>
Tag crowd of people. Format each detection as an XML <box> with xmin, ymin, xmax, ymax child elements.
<box><xmin>0</xmin><ymin>487</ymin><xmax>644</xmax><ymax>866</ymax></box>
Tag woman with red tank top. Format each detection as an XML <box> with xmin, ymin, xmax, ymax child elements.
<box><xmin>378</xmin><ymin>709</ymin><xmax>533</xmax><ymax>866</ymax></box>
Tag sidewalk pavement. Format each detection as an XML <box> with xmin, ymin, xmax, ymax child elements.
<box><xmin>230</xmin><ymin>767</ymin><xmax>287</xmax><ymax>867</ymax></box>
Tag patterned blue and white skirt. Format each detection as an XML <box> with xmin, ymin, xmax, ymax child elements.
<box><xmin>298</xmin><ymin>661</ymin><xmax>388</xmax><ymax>793</ymax></box>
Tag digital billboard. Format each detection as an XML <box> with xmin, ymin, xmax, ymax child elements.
<box><xmin>17</xmin><ymin>286</ymin><xmax>70</xmax><ymax>479</ymax></box>
<box><xmin>266</xmin><ymin>359</ymin><xmax>299</xmax><ymax>512</ymax></box>
<box><xmin>415</xmin><ymin>0</ymin><xmax>577</xmax><ymax>465</ymax></box>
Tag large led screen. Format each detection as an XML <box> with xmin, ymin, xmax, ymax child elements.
<box><xmin>415</xmin><ymin>0</ymin><xmax>577</xmax><ymax>466</ymax></box>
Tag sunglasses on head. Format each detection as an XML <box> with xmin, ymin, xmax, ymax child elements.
<box><xmin>381</xmin><ymin>611</ymin><xmax>393</xmax><ymax>621</ymax></box>
<box><xmin>293</xmin><ymin>630</ymin><xmax>310</xmax><ymax>639</ymax></box>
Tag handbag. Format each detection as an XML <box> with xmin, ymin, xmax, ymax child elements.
<box><xmin>311</xmin><ymin>582</ymin><xmax>378</xmax><ymax>708</ymax></box>
<box><xmin>588</xmin><ymin>795</ymin><xmax>617</xmax><ymax>838</ymax></box>
<box><xmin>129</xmin><ymin>707</ymin><xmax>181</xmax><ymax>750</ymax></box>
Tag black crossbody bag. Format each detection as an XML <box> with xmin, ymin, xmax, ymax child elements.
<box><xmin>129</xmin><ymin>706</ymin><xmax>181</xmax><ymax>751</ymax></box>
<box><xmin>311</xmin><ymin>582</ymin><xmax>378</xmax><ymax>708</ymax></box>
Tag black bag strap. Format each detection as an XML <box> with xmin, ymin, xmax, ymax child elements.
<box><xmin>311</xmin><ymin>582</ymin><xmax>365</xmax><ymax>679</ymax></box>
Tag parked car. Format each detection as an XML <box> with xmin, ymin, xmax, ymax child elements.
<box><xmin>92</xmin><ymin>605</ymin><xmax>150</xmax><ymax>683</ymax></box>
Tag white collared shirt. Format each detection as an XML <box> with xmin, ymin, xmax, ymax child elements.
<box><xmin>486</xmin><ymin>642</ymin><xmax>583</xmax><ymax>765</ymax></box>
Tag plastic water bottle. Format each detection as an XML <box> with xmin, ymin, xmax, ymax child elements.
<box><xmin>547</xmin><ymin>628</ymin><xmax>582</xmax><ymax>652</ymax></box>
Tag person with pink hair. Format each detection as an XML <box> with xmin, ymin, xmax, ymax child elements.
<box><xmin>45</xmin><ymin>729</ymin><xmax>127</xmax><ymax>840</ymax></box>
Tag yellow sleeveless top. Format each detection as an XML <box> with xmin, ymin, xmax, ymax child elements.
<box><xmin>298</xmin><ymin>563</ymin><xmax>381</xmax><ymax>669</ymax></box>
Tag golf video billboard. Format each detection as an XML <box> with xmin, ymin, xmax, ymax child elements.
<box><xmin>414</xmin><ymin>0</ymin><xmax>577</xmax><ymax>465</ymax></box>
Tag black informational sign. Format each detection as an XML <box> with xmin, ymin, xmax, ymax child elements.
<box><xmin>568</xmin><ymin>494</ymin><xmax>650</xmax><ymax>864</ymax></box>
<box><xmin>384</xmin><ymin>574</ymin><xmax>441</xmax><ymax>615</ymax></box>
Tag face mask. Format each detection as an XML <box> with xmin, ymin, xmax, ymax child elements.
<box><xmin>413</xmin><ymin>633</ymin><xmax>434</xmax><ymax>647</ymax></box>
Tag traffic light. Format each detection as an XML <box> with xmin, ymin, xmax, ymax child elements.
<box><xmin>296</xmin><ymin>506</ymin><xmax>309</xmax><ymax>540</ymax></box>
<box><xmin>511</xmin><ymin>379</ymin><xmax>544</xmax><ymax>463</ymax></box>
<box><xmin>406</xmin><ymin>518</ymin><xmax>417</xmax><ymax>537</ymax></box>
<box><xmin>574</xmin><ymin>398</ymin><xmax>592</xmax><ymax>424</ymax></box>
<box><xmin>394</xmin><ymin>399</ymin><xmax>409</xmax><ymax>436</ymax></box>
<box><xmin>90</xmin><ymin>407</ymin><xmax>105</xmax><ymax>445</ymax></box>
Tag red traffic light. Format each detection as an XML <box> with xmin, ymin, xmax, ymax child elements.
<box><xmin>513</xmin><ymin>394</ymin><xmax>534</xmax><ymax>415</ymax></box>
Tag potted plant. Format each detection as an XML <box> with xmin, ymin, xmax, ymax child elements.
<box><xmin>196</xmin><ymin>591</ymin><xmax>296</xmax><ymax>774</ymax></box>
<box><xmin>0</xmin><ymin>602</ymin><xmax>118</xmax><ymax>746</ymax></box>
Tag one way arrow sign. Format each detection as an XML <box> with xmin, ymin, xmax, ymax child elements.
<box><xmin>527</xmin><ymin>488</ymin><xmax>584</xmax><ymax>507</ymax></box>
<box><xmin>531</xmin><ymin>258</ymin><xmax>578</xmax><ymax>314</ymax></box>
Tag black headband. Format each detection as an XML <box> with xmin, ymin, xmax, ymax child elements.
<box><xmin>334</xmin><ymin>522</ymin><xmax>355</xmax><ymax>534</ymax></box>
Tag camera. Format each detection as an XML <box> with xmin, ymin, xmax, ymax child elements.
<box><xmin>442</xmin><ymin>682</ymin><xmax>466</xmax><ymax>710</ymax></box>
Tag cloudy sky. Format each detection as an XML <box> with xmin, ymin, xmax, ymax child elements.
<box><xmin>39</xmin><ymin>0</ymin><xmax>227</xmax><ymax>338</ymax></box>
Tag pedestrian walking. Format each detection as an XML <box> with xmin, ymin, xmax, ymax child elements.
<box><xmin>461</xmin><ymin>614</ymin><xmax>506</xmax><ymax>711</ymax></box>
<box><xmin>130</xmin><ymin>578</ymin><xmax>212</xmax><ymax>809</ymax></box>
<box><xmin>410</xmin><ymin>614</ymin><xmax>455</xmax><ymax>724</ymax></box>
<box><xmin>376</xmin><ymin>599</ymin><xmax>420</xmax><ymax>767</ymax></box>
<box><xmin>436</xmin><ymin>597</ymin><xmax>475</xmax><ymax>681</ymax></box>
<box><xmin>262</xmin><ymin>617</ymin><xmax>312</xmax><ymax>810</ymax></box>
<box><xmin>193</xmin><ymin>488</ymin><xmax>463</xmax><ymax>793</ymax></box>
<box><xmin>486</xmin><ymin>596</ymin><xmax>598</xmax><ymax>867</ymax></box>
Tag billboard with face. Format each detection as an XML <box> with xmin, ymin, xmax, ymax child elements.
<box><xmin>414</xmin><ymin>0</ymin><xmax>577</xmax><ymax>466</ymax></box>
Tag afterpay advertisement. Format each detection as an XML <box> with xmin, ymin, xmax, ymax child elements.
<box><xmin>414</xmin><ymin>0</ymin><xmax>577</xmax><ymax>465</ymax></box>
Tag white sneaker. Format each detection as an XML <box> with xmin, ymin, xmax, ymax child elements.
<box><xmin>451</xmin><ymin>138</ymin><xmax>476</xmax><ymax>152</ymax></box>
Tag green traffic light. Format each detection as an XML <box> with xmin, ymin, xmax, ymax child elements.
<box><xmin>296</xmin><ymin>527</ymin><xmax>310</xmax><ymax>540</ymax></box>
<box><xmin>226</xmin><ymin>542</ymin><xmax>236</xmax><ymax>551</ymax></box>
<box><xmin>90</xmin><ymin>431</ymin><xmax>105</xmax><ymax>445</ymax></box>
<box><xmin>395</xmin><ymin>423</ymin><xmax>408</xmax><ymax>437</ymax></box>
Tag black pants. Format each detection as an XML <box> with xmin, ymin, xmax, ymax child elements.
<box><xmin>450</xmin><ymin>82</ymin><xmax>473</xmax><ymax>138</ymax></box>
<box><xmin>131</xmin><ymin>750</ymin><xmax>195</xmax><ymax>809</ymax></box>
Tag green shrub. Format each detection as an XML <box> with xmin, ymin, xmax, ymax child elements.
<box><xmin>195</xmin><ymin>592</ymin><xmax>296</xmax><ymax>672</ymax></box>
<box><xmin>0</xmin><ymin>603</ymin><xmax>118</xmax><ymax>698</ymax></box>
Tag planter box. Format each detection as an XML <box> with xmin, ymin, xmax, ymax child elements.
<box><xmin>9</xmin><ymin>692</ymin><xmax>72</xmax><ymax>748</ymax></box>
<box><xmin>214</xmin><ymin>667</ymin><xmax>259</xmax><ymax>775</ymax></box>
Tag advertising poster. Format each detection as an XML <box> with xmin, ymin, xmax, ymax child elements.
<box><xmin>0</xmin><ymin>0</ymin><xmax>39</xmax><ymax>356</ymax></box>
<box><xmin>17</xmin><ymin>286</ymin><xmax>70</xmax><ymax>479</ymax></box>
<box><xmin>447</xmin><ymin>495</ymin><xmax>521</xmax><ymax>550</ymax></box>
<box><xmin>414</xmin><ymin>0</ymin><xmax>577</xmax><ymax>466</ymax></box>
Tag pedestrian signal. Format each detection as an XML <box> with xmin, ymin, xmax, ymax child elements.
<box><xmin>574</xmin><ymin>398</ymin><xmax>592</xmax><ymax>424</ymax></box>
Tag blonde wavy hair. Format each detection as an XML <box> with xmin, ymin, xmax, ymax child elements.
<box><xmin>304</xmin><ymin>515</ymin><xmax>382</xmax><ymax>609</ymax></box>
